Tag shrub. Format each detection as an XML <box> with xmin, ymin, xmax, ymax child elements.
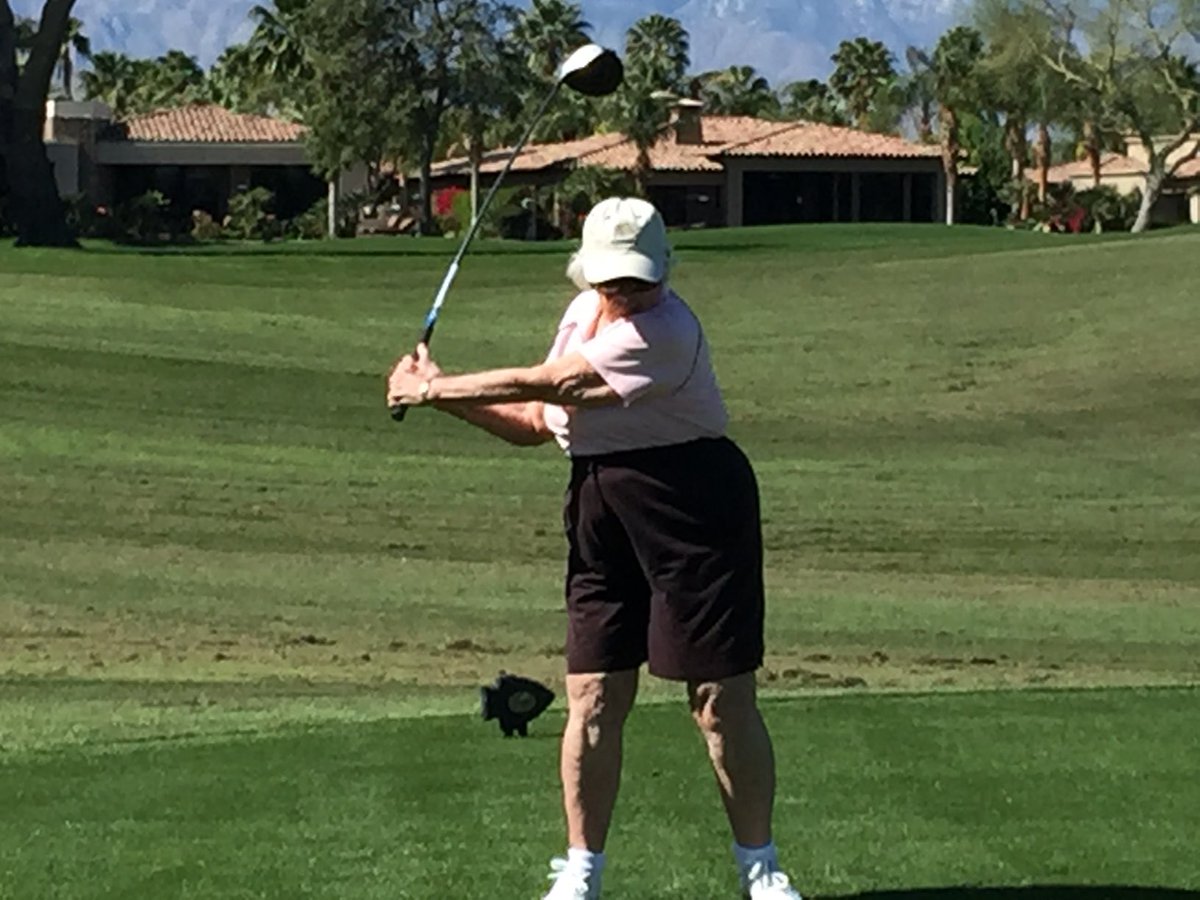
<box><xmin>191</xmin><ymin>210</ymin><xmax>224</xmax><ymax>242</ymax></box>
<box><xmin>497</xmin><ymin>190</ymin><xmax>561</xmax><ymax>241</ymax></box>
<box><xmin>958</xmin><ymin>175</ymin><xmax>1009</xmax><ymax>227</ymax></box>
<box><xmin>1074</xmin><ymin>185</ymin><xmax>1139</xmax><ymax>233</ymax></box>
<box><xmin>558</xmin><ymin>167</ymin><xmax>638</xmax><ymax>237</ymax></box>
<box><xmin>287</xmin><ymin>202</ymin><xmax>328</xmax><ymax>240</ymax></box>
<box><xmin>108</xmin><ymin>191</ymin><xmax>171</xmax><ymax>244</ymax></box>
<box><xmin>448</xmin><ymin>185</ymin><xmax>522</xmax><ymax>239</ymax></box>
<box><xmin>63</xmin><ymin>194</ymin><xmax>107</xmax><ymax>239</ymax></box>
<box><xmin>286</xmin><ymin>191</ymin><xmax>362</xmax><ymax>240</ymax></box>
<box><xmin>224</xmin><ymin>187</ymin><xmax>278</xmax><ymax>241</ymax></box>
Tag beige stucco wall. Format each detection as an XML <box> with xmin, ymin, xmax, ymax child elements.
<box><xmin>1124</xmin><ymin>134</ymin><xmax>1199</xmax><ymax>167</ymax></box>
<box><xmin>1191</xmin><ymin>192</ymin><xmax>1200</xmax><ymax>225</ymax></box>
<box><xmin>1068</xmin><ymin>173</ymin><xmax>1145</xmax><ymax>195</ymax></box>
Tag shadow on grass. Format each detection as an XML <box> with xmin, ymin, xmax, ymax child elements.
<box><xmin>826</xmin><ymin>888</ymin><xmax>1200</xmax><ymax>900</ymax></box>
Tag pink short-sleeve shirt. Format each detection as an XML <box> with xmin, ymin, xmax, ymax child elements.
<box><xmin>543</xmin><ymin>289</ymin><xmax>729</xmax><ymax>456</ymax></box>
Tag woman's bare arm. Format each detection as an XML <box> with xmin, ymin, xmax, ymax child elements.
<box><xmin>424</xmin><ymin>352</ymin><xmax>619</xmax><ymax>408</ymax></box>
<box><xmin>434</xmin><ymin>401</ymin><xmax>552</xmax><ymax>447</ymax></box>
<box><xmin>386</xmin><ymin>346</ymin><xmax>621</xmax><ymax>446</ymax></box>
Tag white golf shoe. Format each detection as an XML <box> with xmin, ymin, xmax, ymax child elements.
<box><xmin>541</xmin><ymin>858</ymin><xmax>601</xmax><ymax>900</ymax></box>
<box><xmin>742</xmin><ymin>860</ymin><xmax>804</xmax><ymax>899</ymax></box>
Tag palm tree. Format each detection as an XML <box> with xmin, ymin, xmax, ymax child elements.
<box><xmin>56</xmin><ymin>16</ymin><xmax>90</xmax><ymax>99</ymax></box>
<box><xmin>246</xmin><ymin>0</ymin><xmax>313</xmax><ymax>88</ymax></box>
<box><xmin>917</xmin><ymin>26</ymin><xmax>985</xmax><ymax>225</ymax></box>
<box><xmin>513</xmin><ymin>0</ymin><xmax>590</xmax><ymax>81</ymax></box>
<box><xmin>976</xmin><ymin>0</ymin><xmax>1081</xmax><ymax>218</ymax></box>
<box><xmin>207</xmin><ymin>44</ymin><xmax>263</xmax><ymax>113</ymax></box>
<box><xmin>779</xmin><ymin>79</ymin><xmax>846</xmax><ymax>125</ymax></box>
<box><xmin>697</xmin><ymin>66</ymin><xmax>779</xmax><ymax>117</ymax></box>
<box><xmin>829</xmin><ymin>37</ymin><xmax>897</xmax><ymax>129</ymax></box>
<box><xmin>625</xmin><ymin>14</ymin><xmax>689</xmax><ymax>93</ymax></box>
<box><xmin>445</xmin><ymin>4</ymin><xmax>526</xmax><ymax>224</ymax></box>
<box><xmin>147</xmin><ymin>50</ymin><xmax>207</xmax><ymax>107</ymax></box>
<box><xmin>14</xmin><ymin>15</ymin><xmax>39</xmax><ymax>66</ymax></box>
<box><xmin>902</xmin><ymin>47</ymin><xmax>937</xmax><ymax>142</ymax></box>
<box><xmin>81</xmin><ymin>51</ymin><xmax>146</xmax><ymax>116</ymax></box>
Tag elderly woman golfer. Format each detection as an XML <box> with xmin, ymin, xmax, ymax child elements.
<box><xmin>387</xmin><ymin>198</ymin><xmax>802</xmax><ymax>900</ymax></box>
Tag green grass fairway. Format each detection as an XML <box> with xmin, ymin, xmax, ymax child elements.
<box><xmin>2</xmin><ymin>224</ymin><xmax>1199</xmax><ymax>897</ymax></box>
<box><xmin>3</xmin><ymin>687</ymin><xmax>1198</xmax><ymax>899</ymax></box>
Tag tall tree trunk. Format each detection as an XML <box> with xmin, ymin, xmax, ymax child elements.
<box><xmin>1035</xmin><ymin>121</ymin><xmax>1051</xmax><ymax>204</ymax></box>
<box><xmin>941</xmin><ymin>105</ymin><xmax>959</xmax><ymax>226</ymax></box>
<box><xmin>917</xmin><ymin>101</ymin><xmax>933</xmax><ymax>143</ymax></box>
<box><xmin>1132</xmin><ymin>162</ymin><xmax>1165</xmax><ymax>234</ymax></box>
<box><xmin>418</xmin><ymin>156</ymin><xmax>434</xmax><ymax>235</ymax></box>
<box><xmin>1</xmin><ymin>0</ymin><xmax>20</xmax><ymax>225</ymax></box>
<box><xmin>1083</xmin><ymin>119</ymin><xmax>1101</xmax><ymax>187</ymax></box>
<box><xmin>1</xmin><ymin>1</ymin><xmax>16</xmax><ymax>148</ymax></box>
<box><xmin>61</xmin><ymin>46</ymin><xmax>72</xmax><ymax>99</ymax></box>
<box><xmin>1004</xmin><ymin>113</ymin><xmax>1029</xmax><ymax>221</ymax></box>
<box><xmin>634</xmin><ymin>142</ymin><xmax>651</xmax><ymax>198</ymax></box>
<box><xmin>468</xmin><ymin>138</ymin><xmax>481</xmax><ymax>228</ymax></box>
<box><xmin>3</xmin><ymin>0</ymin><xmax>79</xmax><ymax>247</ymax></box>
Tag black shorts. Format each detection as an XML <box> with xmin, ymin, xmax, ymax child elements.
<box><xmin>563</xmin><ymin>437</ymin><xmax>765</xmax><ymax>682</ymax></box>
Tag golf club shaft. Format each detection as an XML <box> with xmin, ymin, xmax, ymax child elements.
<box><xmin>391</xmin><ymin>82</ymin><xmax>564</xmax><ymax>422</ymax></box>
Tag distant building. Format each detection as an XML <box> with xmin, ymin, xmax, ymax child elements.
<box><xmin>1040</xmin><ymin>134</ymin><xmax>1200</xmax><ymax>226</ymax></box>
<box><xmin>430</xmin><ymin>103</ymin><xmax>948</xmax><ymax>229</ymax></box>
<box><xmin>43</xmin><ymin>100</ymin><xmax>366</xmax><ymax>222</ymax></box>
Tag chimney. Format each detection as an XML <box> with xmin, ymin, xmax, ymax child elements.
<box><xmin>671</xmin><ymin>98</ymin><xmax>705</xmax><ymax>146</ymax></box>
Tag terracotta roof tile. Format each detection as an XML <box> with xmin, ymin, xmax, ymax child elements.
<box><xmin>432</xmin><ymin>116</ymin><xmax>939</xmax><ymax>177</ymax></box>
<box><xmin>1037</xmin><ymin>152</ymin><xmax>1200</xmax><ymax>184</ymax></box>
<box><xmin>105</xmin><ymin>104</ymin><xmax>306</xmax><ymax>143</ymax></box>
<box><xmin>1172</xmin><ymin>158</ymin><xmax>1200</xmax><ymax>179</ymax></box>
<box><xmin>719</xmin><ymin>122</ymin><xmax>942</xmax><ymax>159</ymax></box>
<box><xmin>1039</xmin><ymin>152</ymin><xmax>1147</xmax><ymax>182</ymax></box>
<box><xmin>432</xmin><ymin>134</ymin><xmax>626</xmax><ymax>176</ymax></box>
<box><xmin>569</xmin><ymin>117</ymin><xmax>789</xmax><ymax>172</ymax></box>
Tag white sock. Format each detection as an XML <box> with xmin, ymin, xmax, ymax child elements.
<box><xmin>566</xmin><ymin>847</ymin><xmax>605</xmax><ymax>879</ymax></box>
<box><xmin>734</xmin><ymin>840</ymin><xmax>779</xmax><ymax>878</ymax></box>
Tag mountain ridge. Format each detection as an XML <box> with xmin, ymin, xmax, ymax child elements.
<box><xmin>12</xmin><ymin>0</ymin><xmax>970</xmax><ymax>85</ymax></box>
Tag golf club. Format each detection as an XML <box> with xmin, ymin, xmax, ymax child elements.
<box><xmin>391</xmin><ymin>43</ymin><xmax>625</xmax><ymax>422</ymax></box>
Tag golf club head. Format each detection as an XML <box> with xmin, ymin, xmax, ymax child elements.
<box><xmin>559</xmin><ymin>44</ymin><xmax>624</xmax><ymax>97</ymax></box>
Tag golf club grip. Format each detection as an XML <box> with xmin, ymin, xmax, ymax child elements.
<box><xmin>390</xmin><ymin>323</ymin><xmax>437</xmax><ymax>423</ymax></box>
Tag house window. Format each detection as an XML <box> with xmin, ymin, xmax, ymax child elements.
<box><xmin>649</xmin><ymin>185</ymin><xmax>724</xmax><ymax>228</ymax></box>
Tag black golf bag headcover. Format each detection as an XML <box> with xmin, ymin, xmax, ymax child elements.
<box><xmin>480</xmin><ymin>672</ymin><xmax>555</xmax><ymax>737</ymax></box>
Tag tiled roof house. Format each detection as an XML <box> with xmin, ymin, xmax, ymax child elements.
<box><xmin>432</xmin><ymin>106</ymin><xmax>949</xmax><ymax>228</ymax></box>
<box><xmin>1036</xmin><ymin>135</ymin><xmax>1200</xmax><ymax>226</ymax></box>
<box><xmin>44</xmin><ymin>101</ymin><xmax>366</xmax><ymax>222</ymax></box>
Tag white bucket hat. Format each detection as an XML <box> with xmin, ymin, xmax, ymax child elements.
<box><xmin>567</xmin><ymin>197</ymin><xmax>671</xmax><ymax>289</ymax></box>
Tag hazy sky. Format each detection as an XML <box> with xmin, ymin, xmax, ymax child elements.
<box><xmin>13</xmin><ymin>0</ymin><xmax>974</xmax><ymax>84</ymax></box>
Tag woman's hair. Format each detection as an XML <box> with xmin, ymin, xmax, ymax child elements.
<box><xmin>594</xmin><ymin>277</ymin><xmax>661</xmax><ymax>296</ymax></box>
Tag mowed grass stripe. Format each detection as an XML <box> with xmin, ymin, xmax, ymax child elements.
<box><xmin>2</xmin><ymin>225</ymin><xmax>1199</xmax><ymax>697</ymax></box>
<box><xmin>1</xmin><ymin>688</ymin><xmax>1197</xmax><ymax>899</ymax></box>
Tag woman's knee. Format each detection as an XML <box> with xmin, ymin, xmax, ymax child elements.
<box><xmin>688</xmin><ymin>673</ymin><xmax>758</xmax><ymax>735</ymax></box>
<box><xmin>566</xmin><ymin>671</ymin><xmax>638</xmax><ymax>736</ymax></box>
